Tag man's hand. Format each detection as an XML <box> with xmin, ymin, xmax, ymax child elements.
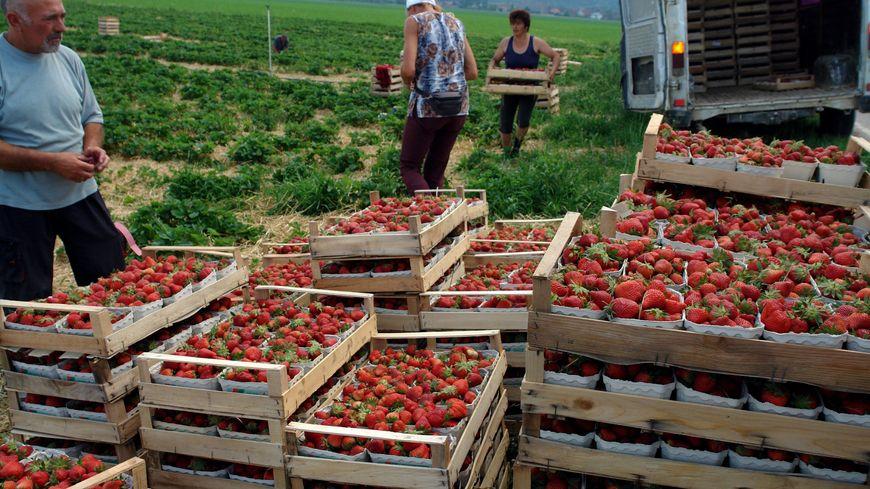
<box><xmin>83</xmin><ymin>146</ymin><xmax>110</xmax><ymax>172</ymax></box>
<box><xmin>51</xmin><ymin>152</ymin><xmax>95</xmax><ymax>183</ymax></box>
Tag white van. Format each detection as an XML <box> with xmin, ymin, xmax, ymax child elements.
<box><xmin>619</xmin><ymin>0</ymin><xmax>869</xmax><ymax>133</ymax></box>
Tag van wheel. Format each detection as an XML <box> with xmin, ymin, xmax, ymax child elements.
<box><xmin>819</xmin><ymin>109</ymin><xmax>856</xmax><ymax>136</ymax></box>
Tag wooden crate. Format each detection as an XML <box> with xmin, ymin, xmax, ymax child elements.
<box><xmin>285</xmin><ymin>330</ymin><xmax>507</xmax><ymax>489</ymax></box>
<box><xmin>416</xmin><ymin>186</ymin><xmax>489</xmax><ymax>223</ymax></box>
<box><xmin>9</xmin><ymin>393</ymin><xmax>140</xmax><ymax>447</ymax></box>
<box><xmin>528</xmin><ymin>212</ymin><xmax>870</xmax><ymax>392</ymax></box>
<box><xmin>98</xmin><ymin>16</ymin><xmax>119</xmax><ymax>35</ymax></box>
<box><xmin>71</xmin><ymin>456</ymin><xmax>148</xmax><ymax>489</ymax></box>
<box><xmin>463</xmin><ymin>251</ymin><xmax>545</xmax><ymax>270</ymax></box>
<box><xmin>147</xmin><ymin>467</ymin><xmax>277</xmax><ymax>489</ymax></box>
<box><xmin>0</xmin><ymin>247</ymin><xmax>248</xmax><ymax>357</ymax></box>
<box><xmin>309</xmin><ymin>191</ymin><xmax>468</xmax><ymax>260</ymax></box>
<box><xmin>419</xmin><ymin>290</ymin><xmax>532</xmax><ymax>331</ymax></box>
<box><xmin>638</xmin><ymin>114</ymin><xmax>870</xmax><ymax>208</ymax></box>
<box><xmin>374</xmin><ymin>293</ymin><xmax>423</xmax><ymax>332</ymax></box>
<box><xmin>483</xmin><ymin>68</ymin><xmax>551</xmax><ymax>97</ymax></box>
<box><xmin>513</xmin><ymin>438</ymin><xmax>862</xmax><ymax>489</ymax></box>
<box><xmin>754</xmin><ymin>73</ymin><xmax>815</xmax><ymax>91</ymax></box>
<box><xmin>371</xmin><ymin>66</ymin><xmax>403</xmax><ymax>97</ymax></box>
<box><xmin>312</xmin><ymin>232</ymin><xmax>469</xmax><ymax>293</ymax></box>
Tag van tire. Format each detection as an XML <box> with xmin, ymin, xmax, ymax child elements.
<box><xmin>819</xmin><ymin>109</ymin><xmax>856</xmax><ymax>136</ymax></box>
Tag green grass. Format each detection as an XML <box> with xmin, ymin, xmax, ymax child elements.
<box><xmin>80</xmin><ymin>0</ymin><xmax>620</xmax><ymax>45</ymax></box>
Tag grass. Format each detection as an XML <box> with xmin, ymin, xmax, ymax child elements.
<box><xmin>80</xmin><ymin>0</ymin><xmax>621</xmax><ymax>44</ymax></box>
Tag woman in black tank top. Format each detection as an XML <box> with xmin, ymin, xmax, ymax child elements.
<box><xmin>489</xmin><ymin>9</ymin><xmax>561</xmax><ymax>156</ymax></box>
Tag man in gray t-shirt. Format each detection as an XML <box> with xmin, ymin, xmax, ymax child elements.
<box><xmin>0</xmin><ymin>0</ymin><xmax>124</xmax><ymax>300</ymax></box>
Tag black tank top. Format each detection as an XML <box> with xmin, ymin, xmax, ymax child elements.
<box><xmin>505</xmin><ymin>35</ymin><xmax>540</xmax><ymax>69</ymax></box>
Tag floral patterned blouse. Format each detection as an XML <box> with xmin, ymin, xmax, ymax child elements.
<box><xmin>408</xmin><ymin>11</ymin><xmax>470</xmax><ymax>118</ymax></box>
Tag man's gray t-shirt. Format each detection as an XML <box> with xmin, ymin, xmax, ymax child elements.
<box><xmin>0</xmin><ymin>33</ymin><xmax>102</xmax><ymax>210</ymax></box>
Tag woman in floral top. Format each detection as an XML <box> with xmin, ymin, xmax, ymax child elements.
<box><xmin>400</xmin><ymin>0</ymin><xmax>478</xmax><ymax>193</ymax></box>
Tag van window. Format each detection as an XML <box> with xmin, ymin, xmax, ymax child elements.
<box><xmin>626</xmin><ymin>0</ymin><xmax>656</xmax><ymax>23</ymax></box>
<box><xmin>632</xmin><ymin>56</ymin><xmax>656</xmax><ymax>94</ymax></box>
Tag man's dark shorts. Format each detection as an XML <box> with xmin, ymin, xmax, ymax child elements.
<box><xmin>0</xmin><ymin>191</ymin><xmax>125</xmax><ymax>301</ymax></box>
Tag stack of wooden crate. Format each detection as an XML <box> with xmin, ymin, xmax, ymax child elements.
<box><xmin>535</xmin><ymin>86</ymin><xmax>560</xmax><ymax>114</ymax></box>
<box><xmin>511</xmin><ymin>213</ymin><xmax>870</xmax><ymax>488</ymax></box>
<box><xmin>308</xmin><ymin>190</ymin><xmax>472</xmax><ymax>333</ymax></box>
<box><xmin>549</xmin><ymin>48</ymin><xmax>569</xmax><ymax>75</ymax></box>
<box><xmin>371</xmin><ymin>65</ymin><xmax>403</xmax><ymax>97</ymax></box>
<box><xmin>98</xmin><ymin>16</ymin><xmax>119</xmax><ymax>35</ymax></box>
<box><xmin>703</xmin><ymin>0</ymin><xmax>737</xmax><ymax>88</ymax></box>
<box><xmin>735</xmin><ymin>0</ymin><xmax>772</xmax><ymax>85</ymax></box>
<box><xmin>285</xmin><ymin>330</ymin><xmax>509</xmax><ymax>489</ymax></box>
<box><xmin>769</xmin><ymin>0</ymin><xmax>800</xmax><ymax>74</ymax></box>
<box><xmin>0</xmin><ymin>247</ymin><xmax>248</xmax><ymax>463</ymax></box>
<box><xmin>687</xmin><ymin>0</ymin><xmax>706</xmax><ymax>92</ymax></box>
<box><xmin>139</xmin><ymin>285</ymin><xmax>377</xmax><ymax>489</ymax></box>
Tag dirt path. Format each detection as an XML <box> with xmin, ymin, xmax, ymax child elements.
<box><xmin>151</xmin><ymin>59</ymin><xmax>365</xmax><ymax>84</ymax></box>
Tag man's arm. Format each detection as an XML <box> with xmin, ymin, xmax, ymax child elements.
<box><xmin>401</xmin><ymin>16</ymin><xmax>419</xmax><ymax>87</ymax></box>
<box><xmin>0</xmin><ymin>140</ymin><xmax>95</xmax><ymax>182</ymax></box>
<box><xmin>82</xmin><ymin>123</ymin><xmax>109</xmax><ymax>173</ymax></box>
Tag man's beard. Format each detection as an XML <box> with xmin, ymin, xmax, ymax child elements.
<box><xmin>40</xmin><ymin>34</ymin><xmax>62</xmax><ymax>53</ymax></box>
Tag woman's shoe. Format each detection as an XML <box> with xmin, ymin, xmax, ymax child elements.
<box><xmin>510</xmin><ymin>137</ymin><xmax>522</xmax><ymax>157</ymax></box>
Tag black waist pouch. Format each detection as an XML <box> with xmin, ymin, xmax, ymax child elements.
<box><xmin>416</xmin><ymin>87</ymin><xmax>463</xmax><ymax>116</ymax></box>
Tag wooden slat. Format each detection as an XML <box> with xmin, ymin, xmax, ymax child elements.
<box><xmin>3</xmin><ymin>367</ymin><xmax>137</xmax><ymax>403</ymax></box>
<box><xmin>286</xmin><ymin>456</ymin><xmax>449</xmax><ymax>489</ymax></box>
<box><xmin>148</xmin><ymin>468</ymin><xmax>280</xmax><ymax>489</ymax></box>
<box><xmin>637</xmin><ymin>157</ymin><xmax>870</xmax><ymax>208</ymax></box>
<box><xmin>517</xmin><ymin>436</ymin><xmax>860</xmax><ymax>489</ymax></box>
<box><xmin>521</xmin><ymin>380</ymin><xmax>870</xmax><ymax>462</ymax></box>
<box><xmin>528</xmin><ymin>313</ymin><xmax>870</xmax><ymax>393</ymax></box>
<box><xmin>141</xmin><ymin>427</ymin><xmax>286</xmax><ymax>466</ymax></box>
<box><xmin>69</xmin><ymin>457</ymin><xmax>145</xmax><ymax>489</ymax></box>
<box><xmin>10</xmin><ymin>408</ymin><xmax>140</xmax><ymax>444</ymax></box>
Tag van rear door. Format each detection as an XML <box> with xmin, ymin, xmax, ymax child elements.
<box><xmin>620</xmin><ymin>0</ymin><xmax>667</xmax><ymax>109</ymax></box>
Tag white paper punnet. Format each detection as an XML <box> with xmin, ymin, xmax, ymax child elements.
<box><xmin>692</xmin><ymin>155</ymin><xmax>737</xmax><ymax>171</ymax></box>
<box><xmin>683</xmin><ymin>319</ymin><xmax>762</xmax><ymax>339</ymax></box>
<box><xmin>603</xmin><ymin>375</ymin><xmax>675</xmax><ymax>399</ymax></box>
<box><xmin>369</xmin><ymin>452</ymin><xmax>433</xmax><ymax>467</ymax></box>
<box><xmin>781</xmin><ymin>160</ymin><xmax>817</xmax><ymax>181</ymax></box>
<box><xmin>822</xmin><ymin>407</ymin><xmax>870</xmax><ymax>427</ymax></box>
<box><xmin>675</xmin><ymin>381</ymin><xmax>747</xmax><ymax>409</ymax></box>
<box><xmin>661</xmin><ymin>443</ymin><xmax>727</xmax><ymax>466</ymax></box>
<box><xmin>594</xmin><ymin>436</ymin><xmax>659</xmax><ymax>457</ymax></box>
<box><xmin>551</xmin><ymin>305</ymin><xmax>606</xmax><ymax>319</ymax></box>
<box><xmin>762</xmin><ymin>329</ymin><xmax>847</xmax><ymax>349</ymax></box>
<box><xmin>846</xmin><ymin>334</ymin><xmax>870</xmax><ymax>352</ymax></box>
<box><xmin>818</xmin><ymin>162</ymin><xmax>865</xmax><ymax>187</ymax></box>
<box><xmin>656</xmin><ymin>152</ymin><xmax>690</xmax><ymax>164</ymax></box>
<box><xmin>798</xmin><ymin>460</ymin><xmax>868</xmax><ymax>484</ymax></box>
<box><xmin>727</xmin><ymin>450</ymin><xmax>796</xmax><ymax>473</ymax></box>
<box><xmin>153</xmin><ymin>420</ymin><xmax>219</xmax><ymax>436</ymax></box>
<box><xmin>540</xmin><ymin>430</ymin><xmax>593</xmax><ymax>448</ymax></box>
<box><xmin>297</xmin><ymin>445</ymin><xmax>368</xmax><ymax>461</ymax></box>
<box><xmin>736</xmin><ymin>163</ymin><xmax>783</xmax><ymax>178</ymax></box>
<box><xmin>544</xmin><ymin>371</ymin><xmax>600</xmax><ymax>389</ymax></box>
<box><xmin>57</xmin><ymin>312</ymin><xmax>134</xmax><ymax>336</ymax></box>
<box><xmin>747</xmin><ymin>393</ymin><xmax>822</xmax><ymax>419</ymax></box>
<box><xmin>218</xmin><ymin>428</ymin><xmax>271</xmax><ymax>442</ymax></box>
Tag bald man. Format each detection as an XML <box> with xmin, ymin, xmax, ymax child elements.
<box><xmin>0</xmin><ymin>0</ymin><xmax>124</xmax><ymax>300</ymax></box>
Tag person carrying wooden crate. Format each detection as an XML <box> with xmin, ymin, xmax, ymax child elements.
<box><xmin>0</xmin><ymin>0</ymin><xmax>124</xmax><ymax>300</ymax></box>
<box><xmin>399</xmin><ymin>0</ymin><xmax>478</xmax><ymax>193</ymax></box>
<box><xmin>489</xmin><ymin>9</ymin><xmax>560</xmax><ymax>157</ymax></box>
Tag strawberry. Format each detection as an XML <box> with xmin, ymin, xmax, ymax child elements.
<box><xmin>609</xmin><ymin>298</ymin><xmax>639</xmax><ymax>319</ymax></box>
